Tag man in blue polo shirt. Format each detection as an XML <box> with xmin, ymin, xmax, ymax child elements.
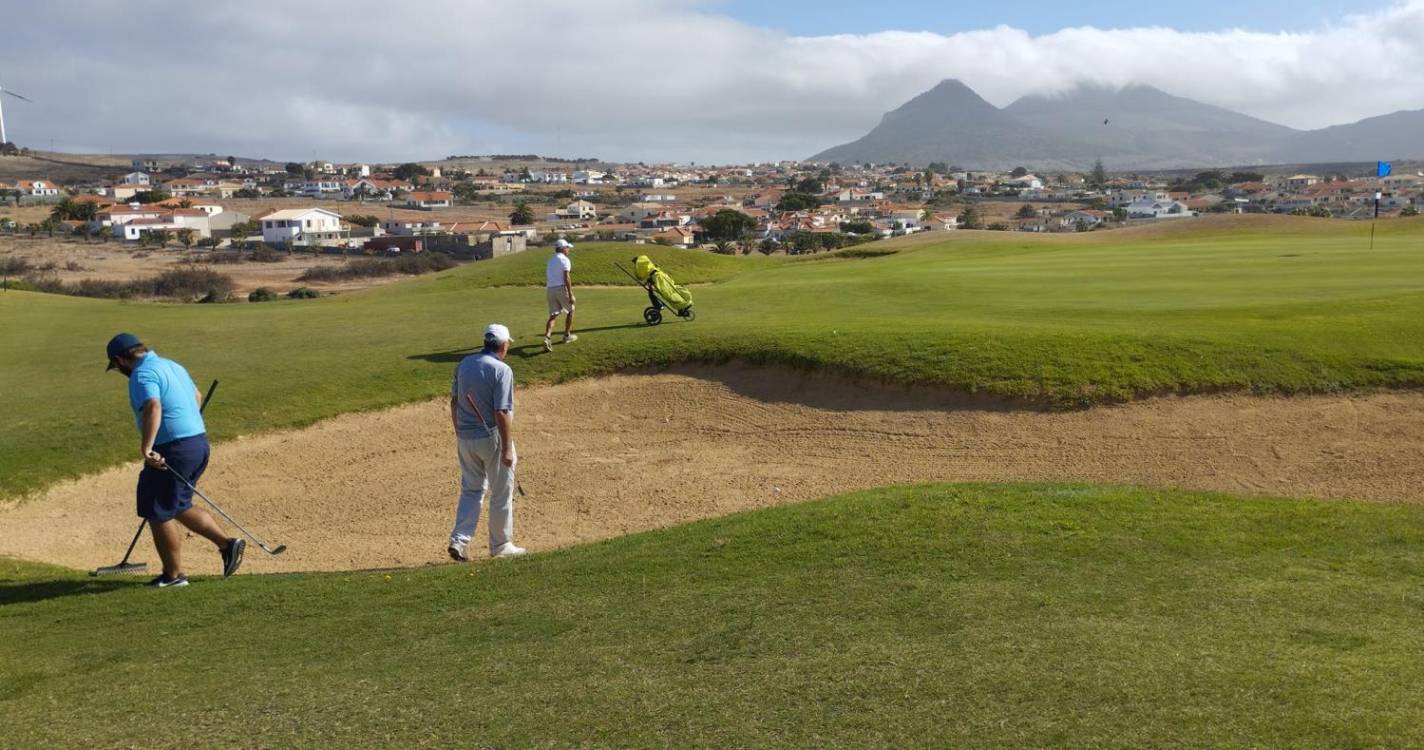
<box><xmin>106</xmin><ymin>333</ymin><xmax>244</xmax><ymax>588</ymax></box>
<box><xmin>447</xmin><ymin>323</ymin><xmax>526</xmax><ymax>560</ymax></box>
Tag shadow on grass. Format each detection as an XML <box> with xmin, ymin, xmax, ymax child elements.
<box><xmin>0</xmin><ymin>578</ymin><xmax>140</xmax><ymax>607</ymax></box>
<box><xmin>407</xmin><ymin>322</ymin><xmax>652</xmax><ymax>364</ymax></box>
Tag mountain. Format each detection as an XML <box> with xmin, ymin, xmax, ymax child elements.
<box><xmin>1276</xmin><ymin>109</ymin><xmax>1424</xmax><ymax>163</ymax></box>
<box><xmin>1004</xmin><ymin>84</ymin><xmax>1295</xmax><ymax>169</ymax></box>
<box><xmin>809</xmin><ymin>80</ymin><xmax>1092</xmax><ymax>170</ymax></box>
<box><xmin>810</xmin><ymin>79</ymin><xmax>1424</xmax><ymax>170</ymax></box>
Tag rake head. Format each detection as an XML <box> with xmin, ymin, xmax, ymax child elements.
<box><xmin>90</xmin><ymin>561</ymin><xmax>147</xmax><ymax>577</ymax></box>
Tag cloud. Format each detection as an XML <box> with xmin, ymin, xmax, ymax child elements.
<box><xmin>1</xmin><ymin>0</ymin><xmax>1421</xmax><ymax>163</ymax></box>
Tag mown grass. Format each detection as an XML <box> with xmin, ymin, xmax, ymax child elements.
<box><xmin>2</xmin><ymin>217</ymin><xmax>1423</xmax><ymax>497</ymax></box>
<box><xmin>3</xmin><ymin>484</ymin><xmax>1424</xmax><ymax>748</ymax></box>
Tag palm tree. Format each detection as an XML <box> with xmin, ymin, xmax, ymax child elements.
<box><xmin>509</xmin><ymin>201</ymin><xmax>535</xmax><ymax>226</ymax></box>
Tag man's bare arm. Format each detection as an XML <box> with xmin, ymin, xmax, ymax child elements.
<box><xmin>563</xmin><ymin>270</ymin><xmax>574</xmax><ymax>302</ymax></box>
<box><xmin>495</xmin><ymin>409</ymin><xmax>514</xmax><ymax>466</ymax></box>
<box><xmin>140</xmin><ymin>398</ymin><xmax>163</xmax><ymax>466</ymax></box>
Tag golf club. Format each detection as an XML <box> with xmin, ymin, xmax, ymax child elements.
<box><xmin>166</xmin><ymin>471</ymin><xmax>287</xmax><ymax>556</ymax></box>
<box><xmin>91</xmin><ymin>379</ymin><xmax>219</xmax><ymax>576</ymax></box>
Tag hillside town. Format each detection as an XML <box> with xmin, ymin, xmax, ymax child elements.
<box><xmin>2</xmin><ymin>154</ymin><xmax>1423</xmax><ymax>256</ymax></box>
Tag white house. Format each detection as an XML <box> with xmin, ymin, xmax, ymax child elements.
<box><xmin>9</xmin><ymin>179</ymin><xmax>60</xmax><ymax>197</ymax></box>
<box><xmin>343</xmin><ymin>178</ymin><xmax>405</xmax><ymax>201</ymax></box>
<box><xmin>1126</xmin><ymin>199</ymin><xmax>1193</xmax><ymax>220</ymax></box>
<box><xmin>406</xmin><ymin>191</ymin><xmax>453</xmax><ymax>210</ymax></box>
<box><xmin>572</xmin><ymin>170</ymin><xmax>605</xmax><ymax>185</ymax></box>
<box><xmin>526</xmin><ymin>170</ymin><xmax>569</xmax><ymax>184</ymax></box>
<box><xmin>301</xmin><ymin>178</ymin><xmax>345</xmax><ymax>197</ymax></box>
<box><xmin>382</xmin><ymin>219</ymin><xmax>443</xmax><ymax>236</ymax></box>
<box><xmin>120</xmin><ymin>172</ymin><xmax>152</xmax><ymax>186</ymax></box>
<box><xmin>550</xmin><ymin>200</ymin><xmax>598</xmax><ymax>221</ymax></box>
<box><xmin>261</xmin><ymin>208</ymin><xmax>347</xmax><ymax>246</ymax></box>
<box><xmin>619</xmin><ymin>202</ymin><xmax>665</xmax><ymax>223</ymax></box>
<box><xmin>1007</xmin><ymin>175</ymin><xmax>1044</xmax><ymax>192</ymax></box>
<box><xmin>888</xmin><ymin>209</ymin><xmax>924</xmax><ymax>231</ymax></box>
<box><xmin>1058</xmin><ymin>210</ymin><xmax>1107</xmax><ymax>229</ymax></box>
<box><xmin>92</xmin><ymin>204</ymin><xmax>165</xmax><ymax>233</ymax></box>
<box><xmin>1107</xmin><ymin>190</ymin><xmax>1170</xmax><ymax>208</ymax></box>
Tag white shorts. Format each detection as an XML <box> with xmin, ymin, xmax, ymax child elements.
<box><xmin>546</xmin><ymin>286</ymin><xmax>573</xmax><ymax>315</ymax></box>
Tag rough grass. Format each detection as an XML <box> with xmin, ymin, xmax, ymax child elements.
<box><xmin>3</xmin><ymin>484</ymin><xmax>1424</xmax><ymax>748</ymax></box>
<box><xmin>296</xmin><ymin>252</ymin><xmax>456</xmax><ymax>282</ymax></box>
<box><xmin>2</xmin><ymin>217</ymin><xmax>1423</xmax><ymax>497</ymax></box>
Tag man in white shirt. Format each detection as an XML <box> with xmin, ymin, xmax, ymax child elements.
<box><xmin>543</xmin><ymin>239</ymin><xmax>577</xmax><ymax>352</ymax></box>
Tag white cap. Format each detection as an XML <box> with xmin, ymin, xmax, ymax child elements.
<box><xmin>554</xmin><ymin>238</ymin><xmax>573</xmax><ymax>251</ymax></box>
<box><xmin>484</xmin><ymin>323</ymin><xmax>512</xmax><ymax>344</ymax></box>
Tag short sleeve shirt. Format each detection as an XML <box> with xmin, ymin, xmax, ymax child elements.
<box><xmin>452</xmin><ymin>351</ymin><xmax>515</xmax><ymax>440</ymax></box>
<box><xmin>128</xmin><ymin>352</ymin><xmax>206</xmax><ymax>445</ymax></box>
<box><xmin>546</xmin><ymin>252</ymin><xmax>571</xmax><ymax>288</ymax></box>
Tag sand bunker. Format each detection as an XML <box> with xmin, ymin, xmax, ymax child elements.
<box><xmin>4</xmin><ymin>365</ymin><xmax>1423</xmax><ymax>575</ymax></box>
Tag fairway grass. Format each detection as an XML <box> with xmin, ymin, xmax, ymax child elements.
<box><xmin>4</xmin><ymin>484</ymin><xmax>1424</xmax><ymax>748</ymax></box>
<box><xmin>3</xmin><ymin>217</ymin><xmax>1424</xmax><ymax>497</ymax></box>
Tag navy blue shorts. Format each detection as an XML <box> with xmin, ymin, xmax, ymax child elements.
<box><xmin>136</xmin><ymin>434</ymin><xmax>210</xmax><ymax>522</ymax></box>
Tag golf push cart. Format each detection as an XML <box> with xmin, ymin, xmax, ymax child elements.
<box><xmin>615</xmin><ymin>254</ymin><xmax>696</xmax><ymax>326</ymax></box>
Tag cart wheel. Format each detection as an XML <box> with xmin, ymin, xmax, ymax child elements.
<box><xmin>643</xmin><ymin>306</ymin><xmax>663</xmax><ymax>326</ymax></box>
<box><xmin>682</xmin><ymin>306</ymin><xmax>696</xmax><ymax>321</ymax></box>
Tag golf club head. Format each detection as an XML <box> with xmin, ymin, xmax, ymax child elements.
<box><xmin>270</xmin><ymin>544</ymin><xmax>287</xmax><ymax>555</ymax></box>
<box><xmin>91</xmin><ymin>562</ymin><xmax>147</xmax><ymax>577</ymax></box>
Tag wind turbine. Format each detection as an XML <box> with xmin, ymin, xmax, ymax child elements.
<box><xmin>0</xmin><ymin>83</ymin><xmax>34</xmax><ymax>146</ymax></box>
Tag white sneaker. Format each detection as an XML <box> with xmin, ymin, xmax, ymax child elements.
<box><xmin>562</xmin><ymin>333</ymin><xmax>578</xmax><ymax>344</ymax></box>
<box><xmin>492</xmin><ymin>543</ymin><xmax>527</xmax><ymax>558</ymax></box>
<box><xmin>542</xmin><ymin>336</ymin><xmax>553</xmax><ymax>352</ymax></box>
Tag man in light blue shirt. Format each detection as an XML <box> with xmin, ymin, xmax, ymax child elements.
<box><xmin>447</xmin><ymin>323</ymin><xmax>525</xmax><ymax>560</ymax></box>
<box><xmin>107</xmin><ymin>332</ymin><xmax>244</xmax><ymax>588</ymax></box>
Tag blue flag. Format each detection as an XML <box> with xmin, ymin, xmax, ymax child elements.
<box><xmin>1378</xmin><ymin>161</ymin><xmax>1392</xmax><ymax>178</ymax></box>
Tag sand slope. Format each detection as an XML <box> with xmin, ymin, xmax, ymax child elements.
<box><xmin>3</xmin><ymin>365</ymin><xmax>1422</xmax><ymax>575</ymax></box>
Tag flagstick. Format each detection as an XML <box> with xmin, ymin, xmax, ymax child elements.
<box><xmin>1370</xmin><ymin>192</ymin><xmax>1380</xmax><ymax>252</ymax></box>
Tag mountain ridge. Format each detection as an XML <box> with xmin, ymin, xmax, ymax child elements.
<box><xmin>810</xmin><ymin>79</ymin><xmax>1424</xmax><ymax>169</ymax></box>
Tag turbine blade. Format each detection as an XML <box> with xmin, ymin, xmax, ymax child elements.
<box><xmin>2</xmin><ymin>89</ymin><xmax>34</xmax><ymax>103</ymax></box>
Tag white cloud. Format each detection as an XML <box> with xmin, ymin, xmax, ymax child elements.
<box><xmin>1</xmin><ymin>0</ymin><xmax>1421</xmax><ymax>163</ymax></box>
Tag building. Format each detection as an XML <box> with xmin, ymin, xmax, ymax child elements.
<box><xmin>550</xmin><ymin>200</ymin><xmax>598</xmax><ymax>221</ymax></box>
<box><xmin>119</xmin><ymin>172</ymin><xmax>151</xmax><ymax>186</ymax></box>
<box><xmin>1126</xmin><ymin>199</ymin><xmax>1193</xmax><ymax>220</ymax></box>
<box><xmin>382</xmin><ymin>219</ymin><xmax>443</xmax><ymax>236</ymax></box>
<box><xmin>260</xmin><ymin>208</ymin><xmax>348</xmax><ymax>246</ymax></box>
<box><xmin>619</xmin><ymin>203</ymin><xmax>665</xmax><ymax>223</ymax></box>
<box><xmin>406</xmin><ymin>191</ymin><xmax>453</xmax><ymax>210</ymax></box>
<box><xmin>301</xmin><ymin>178</ymin><xmax>345</xmax><ymax>197</ymax></box>
<box><xmin>651</xmin><ymin>226</ymin><xmax>696</xmax><ymax>247</ymax></box>
<box><xmin>1057</xmin><ymin>210</ymin><xmax>1107</xmax><ymax>230</ymax></box>
<box><xmin>8</xmin><ymin>179</ymin><xmax>60</xmax><ymax>197</ymax></box>
<box><xmin>343</xmin><ymin>178</ymin><xmax>405</xmax><ymax>201</ymax></box>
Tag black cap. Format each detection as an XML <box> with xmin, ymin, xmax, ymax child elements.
<box><xmin>105</xmin><ymin>332</ymin><xmax>142</xmax><ymax>370</ymax></box>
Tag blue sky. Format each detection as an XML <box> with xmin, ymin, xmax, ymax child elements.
<box><xmin>713</xmin><ymin>0</ymin><xmax>1394</xmax><ymax>36</ymax></box>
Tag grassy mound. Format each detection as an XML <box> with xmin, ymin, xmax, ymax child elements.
<box><xmin>4</xmin><ymin>483</ymin><xmax>1423</xmax><ymax>748</ymax></box>
<box><xmin>454</xmin><ymin>242</ymin><xmax>789</xmax><ymax>286</ymax></box>
<box><xmin>2</xmin><ymin>217</ymin><xmax>1423</xmax><ymax>496</ymax></box>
